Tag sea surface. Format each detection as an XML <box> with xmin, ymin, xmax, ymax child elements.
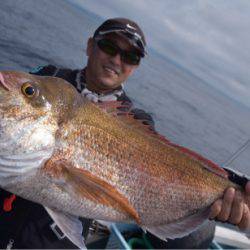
<box><xmin>0</xmin><ymin>0</ymin><xmax>250</xmax><ymax>175</ymax></box>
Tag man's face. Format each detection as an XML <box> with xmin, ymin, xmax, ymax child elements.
<box><xmin>86</xmin><ymin>33</ymin><xmax>140</xmax><ymax>93</ymax></box>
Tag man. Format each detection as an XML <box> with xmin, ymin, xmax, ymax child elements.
<box><xmin>0</xmin><ymin>17</ymin><xmax>249</xmax><ymax>249</ymax></box>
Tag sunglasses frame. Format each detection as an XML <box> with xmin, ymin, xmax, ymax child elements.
<box><xmin>95</xmin><ymin>38</ymin><xmax>141</xmax><ymax>65</ymax></box>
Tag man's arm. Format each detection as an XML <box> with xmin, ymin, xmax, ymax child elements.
<box><xmin>210</xmin><ymin>181</ymin><xmax>250</xmax><ymax>231</ymax></box>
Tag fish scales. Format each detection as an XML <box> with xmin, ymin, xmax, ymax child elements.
<box><xmin>44</xmin><ymin>96</ymin><xmax>233</xmax><ymax>225</ymax></box>
<box><xmin>0</xmin><ymin>71</ymin><xmax>247</xmax><ymax>246</ymax></box>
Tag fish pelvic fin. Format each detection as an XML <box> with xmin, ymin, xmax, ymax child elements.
<box><xmin>144</xmin><ymin>208</ymin><xmax>210</xmax><ymax>241</ymax></box>
<box><xmin>61</xmin><ymin>165</ymin><xmax>140</xmax><ymax>224</ymax></box>
<box><xmin>45</xmin><ymin>207</ymin><xmax>86</xmax><ymax>249</ymax></box>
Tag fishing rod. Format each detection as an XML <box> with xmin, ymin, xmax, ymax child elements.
<box><xmin>222</xmin><ymin>139</ymin><xmax>250</xmax><ymax>167</ymax></box>
<box><xmin>221</xmin><ymin>139</ymin><xmax>250</xmax><ymax>187</ymax></box>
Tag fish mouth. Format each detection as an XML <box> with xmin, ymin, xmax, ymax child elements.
<box><xmin>0</xmin><ymin>72</ymin><xmax>10</xmax><ymax>91</ymax></box>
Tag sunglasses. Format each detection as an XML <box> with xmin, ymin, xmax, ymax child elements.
<box><xmin>96</xmin><ymin>39</ymin><xmax>141</xmax><ymax>65</ymax></box>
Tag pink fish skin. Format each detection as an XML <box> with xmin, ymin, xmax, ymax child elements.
<box><xmin>0</xmin><ymin>71</ymin><xmax>248</xmax><ymax>244</ymax></box>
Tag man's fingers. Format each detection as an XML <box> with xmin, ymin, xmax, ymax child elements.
<box><xmin>209</xmin><ymin>199</ymin><xmax>222</xmax><ymax>219</ymax></box>
<box><xmin>216</xmin><ymin>187</ymin><xmax>235</xmax><ymax>221</ymax></box>
<box><xmin>238</xmin><ymin>204</ymin><xmax>250</xmax><ymax>231</ymax></box>
<box><xmin>245</xmin><ymin>181</ymin><xmax>250</xmax><ymax>206</ymax></box>
<box><xmin>245</xmin><ymin>181</ymin><xmax>250</xmax><ymax>194</ymax></box>
<box><xmin>228</xmin><ymin>195</ymin><xmax>244</xmax><ymax>225</ymax></box>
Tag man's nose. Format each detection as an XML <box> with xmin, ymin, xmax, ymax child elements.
<box><xmin>110</xmin><ymin>53</ymin><xmax>122</xmax><ymax>65</ymax></box>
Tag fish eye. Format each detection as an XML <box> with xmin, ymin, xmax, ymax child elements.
<box><xmin>21</xmin><ymin>82</ymin><xmax>38</xmax><ymax>98</ymax></box>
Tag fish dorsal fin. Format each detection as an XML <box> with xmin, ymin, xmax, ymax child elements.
<box><xmin>144</xmin><ymin>208</ymin><xmax>210</xmax><ymax>241</ymax></box>
<box><xmin>170</xmin><ymin>144</ymin><xmax>229</xmax><ymax>178</ymax></box>
<box><xmin>97</xmin><ymin>101</ymin><xmax>170</xmax><ymax>141</ymax></box>
<box><xmin>97</xmin><ymin>101</ymin><xmax>228</xmax><ymax>179</ymax></box>
<box><xmin>45</xmin><ymin>207</ymin><xmax>86</xmax><ymax>249</ymax></box>
<box><xmin>60</xmin><ymin>164</ymin><xmax>140</xmax><ymax>223</ymax></box>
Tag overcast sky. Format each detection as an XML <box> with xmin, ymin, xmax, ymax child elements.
<box><xmin>72</xmin><ymin>0</ymin><xmax>250</xmax><ymax>107</ymax></box>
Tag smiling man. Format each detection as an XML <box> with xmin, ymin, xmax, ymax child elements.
<box><xmin>0</xmin><ymin>17</ymin><xmax>249</xmax><ymax>249</ymax></box>
<box><xmin>85</xmin><ymin>30</ymin><xmax>141</xmax><ymax>93</ymax></box>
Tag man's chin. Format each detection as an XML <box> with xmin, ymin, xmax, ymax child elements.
<box><xmin>98</xmin><ymin>78</ymin><xmax>121</xmax><ymax>90</ymax></box>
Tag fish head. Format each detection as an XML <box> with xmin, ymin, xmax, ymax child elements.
<box><xmin>0</xmin><ymin>70</ymin><xmax>81</xmax><ymax>186</ymax></box>
<box><xmin>0</xmin><ymin>70</ymin><xmax>83</xmax><ymax>120</ymax></box>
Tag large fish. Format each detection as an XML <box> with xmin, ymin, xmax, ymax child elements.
<box><xmin>0</xmin><ymin>71</ymin><xmax>249</xmax><ymax>248</ymax></box>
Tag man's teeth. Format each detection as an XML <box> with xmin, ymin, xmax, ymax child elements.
<box><xmin>104</xmin><ymin>67</ymin><xmax>117</xmax><ymax>74</ymax></box>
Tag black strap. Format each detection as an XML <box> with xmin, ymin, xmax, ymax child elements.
<box><xmin>223</xmin><ymin>167</ymin><xmax>249</xmax><ymax>188</ymax></box>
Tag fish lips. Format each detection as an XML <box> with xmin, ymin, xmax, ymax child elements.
<box><xmin>0</xmin><ymin>72</ymin><xmax>10</xmax><ymax>91</ymax></box>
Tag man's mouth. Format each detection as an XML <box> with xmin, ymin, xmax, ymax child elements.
<box><xmin>103</xmin><ymin>66</ymin><xmax>120</xmax><ymax>76</ymax></box>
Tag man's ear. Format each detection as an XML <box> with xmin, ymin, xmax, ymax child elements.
<box><xmin>86</xmin><ymin>38</ymin><xmax>94</xmax><ymax>56</ymax></box>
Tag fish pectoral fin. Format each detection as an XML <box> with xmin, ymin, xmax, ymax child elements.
<box><xmin>144</xmin><ymin>208</ymin><xmax>210</xmax><ymax>241</ymax></box>
<box><xmin>62</xmin><ymin>166</ymin><xmax>140</xmax><ymax>223</ymax></box>
<box><xmin>44</xmin><ymin>207</ymin><xmax>86</xmax><ymax>249</ymax></box>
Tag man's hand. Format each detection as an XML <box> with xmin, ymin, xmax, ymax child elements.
<box><xmin>209</xmin><ymin>181</ymin><xmax>250</xmax><ymax>231</ymax></box>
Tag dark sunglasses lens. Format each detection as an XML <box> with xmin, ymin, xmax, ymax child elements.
<box><xmin>122</xmin><ymin>52</ymin><xmax>141</xmax><ymax>65</ymax></box>
<box><xmin>125</xmin><ymin>32</ymin><xmax>145</xmax><ymax>52</ymax></box>
<box><xmin>97</xmin><ymin>39</ymin><xmax>141</xmax><ymax>65</ymax></box>
<box><xmin>97</xmin><ymin>40</ymin><xmax>118</xmax><ymax>56</ymax></box>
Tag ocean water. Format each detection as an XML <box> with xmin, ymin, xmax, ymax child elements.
<box><xmin>0</xmin><ymin>0</ymin><xmax>250</xmax><ymax>175</ymax></box>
